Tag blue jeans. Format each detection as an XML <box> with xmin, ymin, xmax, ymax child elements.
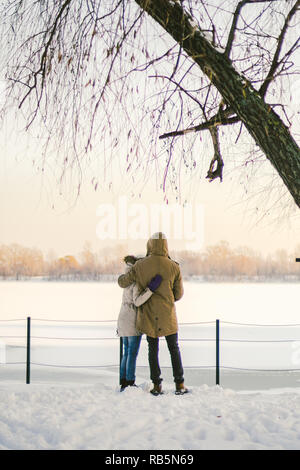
<box><xmin>120</xmin><ymin>336</ymin><xmax>142</xmax><ymax>382</ymax></box>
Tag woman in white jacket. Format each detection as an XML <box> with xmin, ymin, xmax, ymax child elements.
<box><xmin>117</xmin><ymin>255</ymin><xmax>162</xmax><ymax>391</ymax></box>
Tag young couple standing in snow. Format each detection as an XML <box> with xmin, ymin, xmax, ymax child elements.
<box><xmin>117</xmin><ymin>232</ymin><xmax>189</xmax><ymax>396</ymax></box>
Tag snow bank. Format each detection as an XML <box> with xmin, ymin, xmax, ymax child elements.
<box><xmin>1</xmin><ymin>377</ymin><xmax>300</xmax><ymax>450</ymax></box>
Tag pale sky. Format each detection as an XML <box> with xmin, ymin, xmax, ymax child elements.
<box><xmin>1</xmin><ymin>126</ymin><xmax>299</xmax><ymax>260</ymax></box>
<box><xmin>0</xmin><ymin>0</ymin><xmax>300</xmax><ymax>261</ymax></box>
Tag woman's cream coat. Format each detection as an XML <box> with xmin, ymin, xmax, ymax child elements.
<box><xmin>117</xmin><ymin>263</ymin><xmax>153</xmax><ymax>337</ymax></box>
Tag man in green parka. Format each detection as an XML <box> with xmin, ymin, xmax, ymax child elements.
<box><xmin>118</xmin><ymin>232</ymin><xmax>188</xmax><ymax>395</ymax></box>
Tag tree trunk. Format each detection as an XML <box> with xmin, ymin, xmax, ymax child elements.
<box><xmin>135</xmin><ymin>0</ymin><xmax>300</xmax><ymax>208</ymax></box>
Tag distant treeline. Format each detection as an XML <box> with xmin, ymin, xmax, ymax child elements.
<box><xmin>0</xmin><ymin>241</ymin><xmax>299</xmax><ymax>281</ymax></box>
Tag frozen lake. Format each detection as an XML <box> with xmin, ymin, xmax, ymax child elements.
<box><xmin>0</xmin><ymin>279</ymin><xmax>299</xmax><ymax>323</ymax></box>
<box><xmin>0</xmin><ymin>280</ymin><xmax>300</xmax><ymax>389</ymax></box>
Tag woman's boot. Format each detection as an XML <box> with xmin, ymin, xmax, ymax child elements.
<box><xmin>120</xmin><ymin>378</ymin><xmax>128</xmax><ymax>392</ymax></box>
<box><xmin>127</xmin><ymin>380</ymin><xmax>137</xmax><ymax>388</ymax></box>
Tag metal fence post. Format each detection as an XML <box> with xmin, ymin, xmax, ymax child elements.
<box><xmin>216</xmin><ymin>319</ymin><xmax>220</xmax><ymax>386</ymax></box>
<box><xmin>119</xmin><ymin>337</ymin><xmax>123</xmax><ymax>385</ymax></box>
<box><xmin>26</xmin><ymin>316</ymin><xmax>31</xmax><ymax>384</ymax></box>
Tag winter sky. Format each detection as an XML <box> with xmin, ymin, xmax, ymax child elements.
<box><xmin>0</xmin><ymin>0</ymin><xmax>299</xmax><ymax>260</ymax></box>
<box><xmin>1</xmin><ymin>122</ymin><xmax>299</xmax><ymax>259</ymax></box>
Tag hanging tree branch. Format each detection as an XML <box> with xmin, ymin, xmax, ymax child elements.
<box><xmin>17</xmin><ymin>0</ymin><xmax>73</xmax><ymax>110</ymax></box>
<box><xmin>1</xmin><ymin>0</ymin><xmax>300</xmax><ymax>209</ymax></box>
<box><xmin>135</xmin><ymin>0</ymin><xmax>300</xmax><ymax>207</ymax></box>
<box><xmin>206</xmin><ymin>126</ymin><xmax>224</xmax><ymax>182</ymax></box>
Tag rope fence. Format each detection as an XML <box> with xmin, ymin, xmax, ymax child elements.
<box><xmin>1</xmin><ymin>317</ymin><xmax>300</xmax><ymax>384</ymax></box>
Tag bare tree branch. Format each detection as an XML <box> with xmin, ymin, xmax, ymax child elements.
<box><xmin>159</xmin><ymin>113</ymin><xmax>239</xmax><ymax>139</ymax></box>
<box><xmin>18</xmin><ymin>0</ymin><xmax>73</xmax><ymax>110</ymax></box>
<box><xmin>224</xmin><ymin>0</ymin><xmax>248</xmax><ymax>58</ymax></box>
<box><xmin>136</xmin><ymin>0</ymin><xmax>300</xmax><ymax>207</ymax></box>
<box><xmin>225</xmin><ymin>0</ymin><xmax>286</xmax><ymax>58</ymax></box>
<box><xmin>206</xmin><ymin>126</ymin><xmax>224</xmax><ymax>182</ymax></box>
<box><xmin>259</xmin><ymin>0</ymin><xmax>300</xmax><ymax>97</ymax></box>
<box><xmin>1</xmin><ymin>0</ymin><xmax>300</xmax><ymax>209</ymax></box>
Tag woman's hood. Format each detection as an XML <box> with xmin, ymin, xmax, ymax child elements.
<box><xmin>146</xmin><ymin>232</ymin><xmax>169</xmax><ymax>257</ymax></box>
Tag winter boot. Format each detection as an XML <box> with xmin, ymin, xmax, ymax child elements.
<box><xmin>150</xmin><ymin>383</ymin><xmax>163</xmax><ymax>396</ymax></box>
<box><xmin>127</xmin><ymin>380</ymin><xmax>138</xmax><ymax>388</ymax></box>
<box><xmin>175</xmin><ymin>382</ymin><xmax>189</xmax><ymax>395</ymax></box>
<box><xmin>120</xmin><ymin>378</ymin><xmax>128</xmax><ymax>392</ymax></box>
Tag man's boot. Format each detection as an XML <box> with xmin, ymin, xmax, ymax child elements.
<box><xmin>175</xmin><ymin>382</ymin><xmax>189</xmax><ymax>395</ymax></box>
<box><xmin>150</xmin><ymin>383</ymin><xmax>163</xmax><ymax>396</ymax></box>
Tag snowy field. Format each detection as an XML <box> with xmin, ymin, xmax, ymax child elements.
<box><xmin>1</xmin><ymin>380</ymin><xmax>300</xmax><ymax>450</ymax></box>
<box><xmin>1</xmin><ymin>280</ymin><xmax>300</xmax><ymax>450</ymax></box>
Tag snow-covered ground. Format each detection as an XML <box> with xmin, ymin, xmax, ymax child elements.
<box><xmin>1</xmin><ymin>371</ymin><xmax>300</xmax><ymax>450</ymax></box>
<box><xmin>1</xmin><ymin>281</ymin><xmax>300</xmax><ymax>450</ymax></box>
